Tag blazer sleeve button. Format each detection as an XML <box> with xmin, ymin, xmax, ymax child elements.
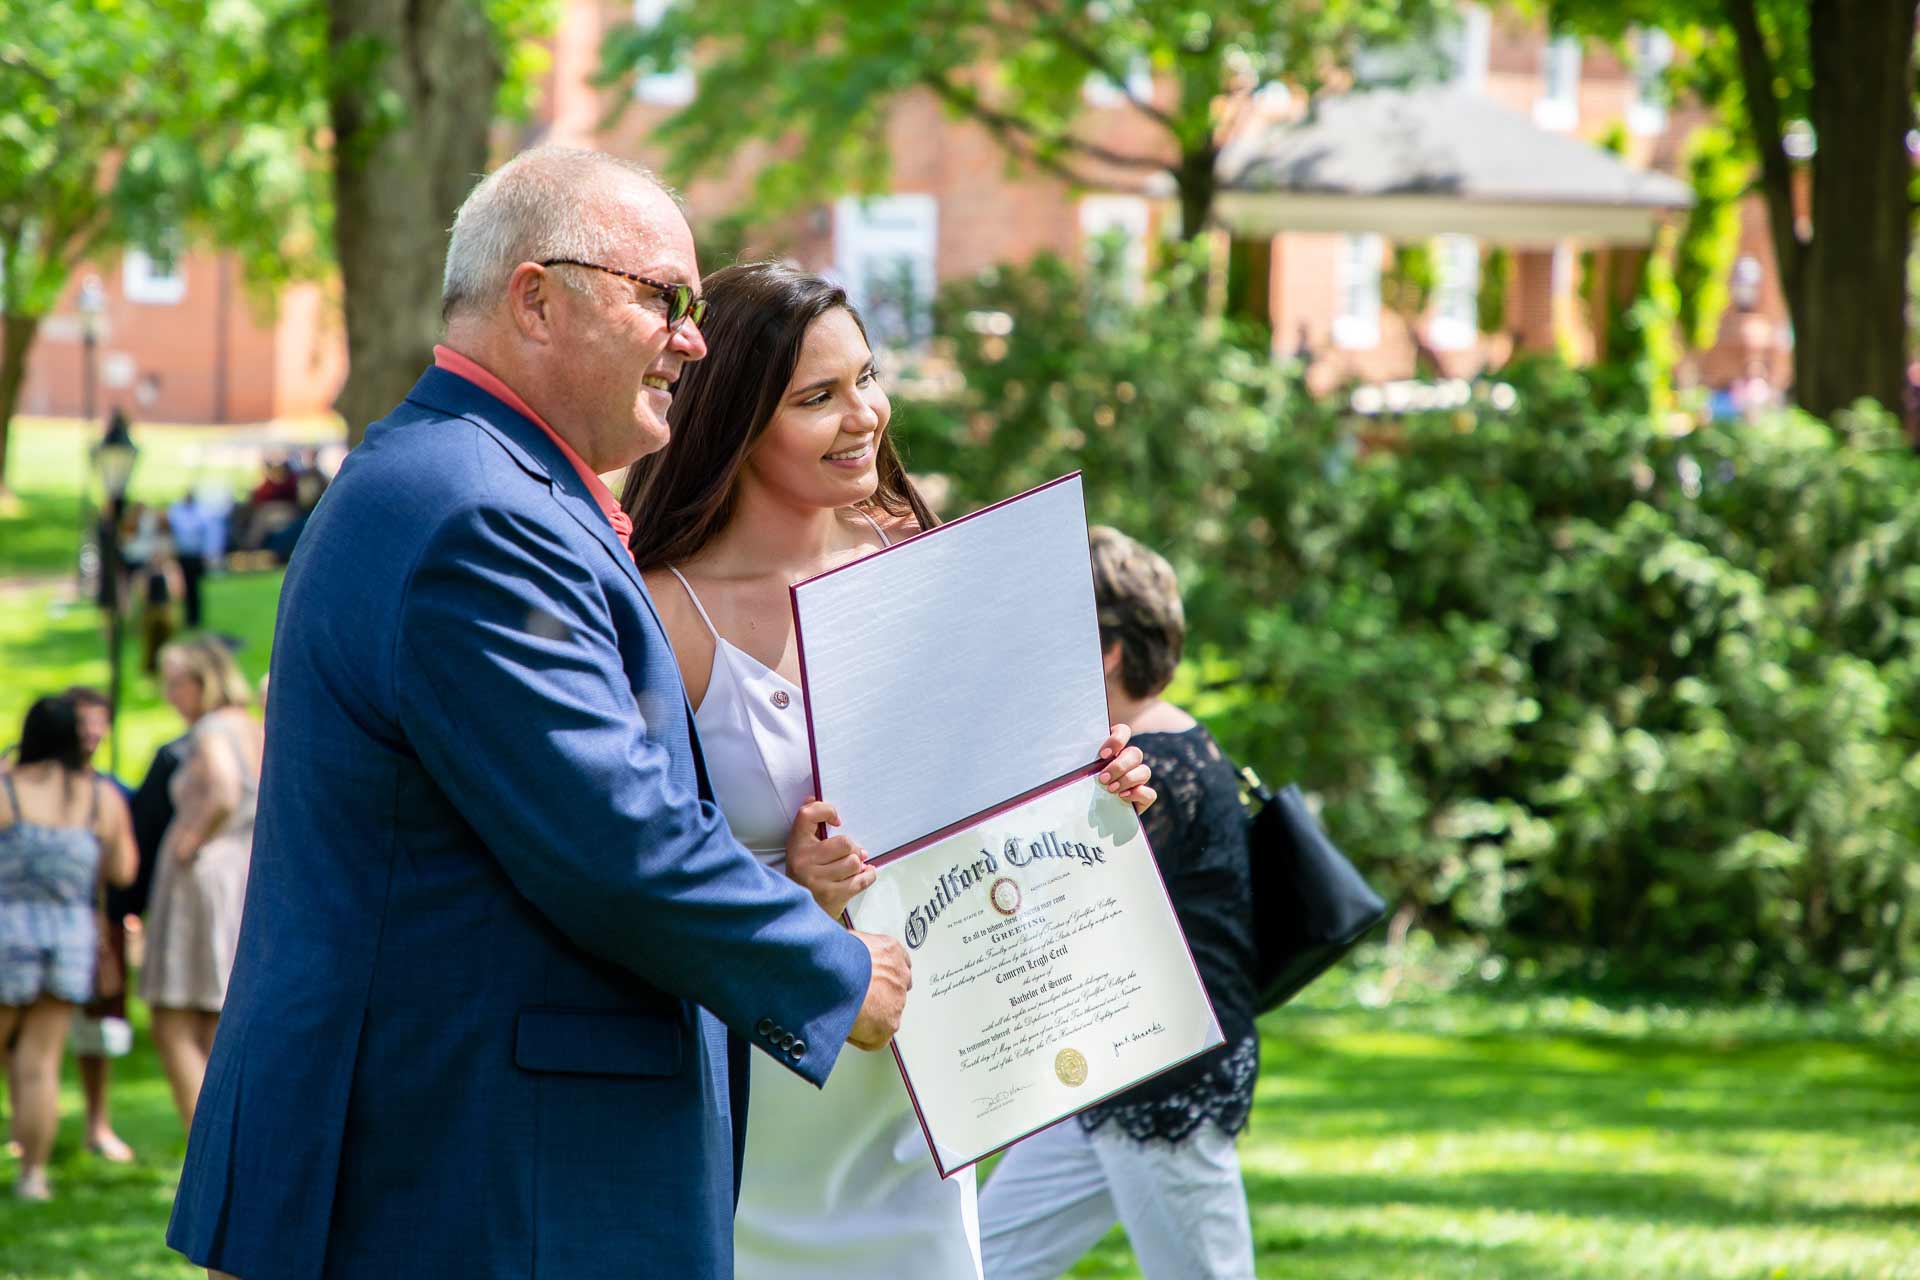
<box><xmin>756</xmin><ymin>1018</ymin><xmax>775</xmax><ymax>1037</ymax></box>
<box><xmin>790</xmin><ymin>1039</ymin><xmax>806</xmax><ymax>1059</ymax></box>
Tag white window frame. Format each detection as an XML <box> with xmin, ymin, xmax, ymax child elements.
<box><xmin>123</xmin><ymin>245</ymin><xmax>185</xmax><ymax>306</ymax></box>
<box><xmin>1081</xmin><ymin>56</ymin><xmax>1153</xmax><ymax>108</ymax></box>
<box><xmin>1628</xmin><ymin>28</ymin><xmax>1673</xmax><ymax>136</ymax></box>
<box><xmin>1078</xmin><ymin>196</ymin><xmax>1150</xmax><ymax>300</ymax></box>
<box><xmin>1429</xmin><ymin>235</ymin><xmax>1480</xmax><ymax>351</ymax></box>
<box><xmin>1448</xmin><ymin>6</ymin><xmax>1492</xmax><ymax>92</ymax></box>
<box><xmin>1334</xmin><ymin>234</ymin><xmax>1383</xmax><ymax>350</ymax></box>
<box><xmin>631</xmin><ymin>0</ymin><xmax>694</xmax><ymax>106</ymax></box>
<box><xmin>832</xmin><ymin>194</ymin><xmax>938</xmax><ymax>351</ymax></box>
<box><xmin>1550</xmin><ymin>243</ymin><xmax>1575</xmax><ymax>297</ymax></box>
<box><xmin>1534</xmin><ymin>35</ymin><xmax>1582</xmax><ymax>132</ymax></box>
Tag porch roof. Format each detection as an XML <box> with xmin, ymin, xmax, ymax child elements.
<box><xmin>1212</xmin><ymin>86</ymin><xmax>1693</xmax><ymax>245</ymax></box>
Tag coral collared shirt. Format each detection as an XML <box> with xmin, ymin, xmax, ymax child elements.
<box><xmin>432</xmin><ymin>344</ymin><xmax>635</xmax><ymax>559</ymax></box>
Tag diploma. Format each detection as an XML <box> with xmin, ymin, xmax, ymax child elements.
<box><xmin>791</xmin><ymin>474</ymin><xmax>1224</xmax><ymax>1177</ymax></box>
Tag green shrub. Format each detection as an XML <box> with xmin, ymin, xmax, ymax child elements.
<box><xmin>896</xmin><ymin>253</ymin><xmax>1920</xmax><ymax>996</ymax></box>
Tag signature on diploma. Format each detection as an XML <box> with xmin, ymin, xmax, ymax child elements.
<box><xmin>1111</xmin><ymin>1021</ymin><xmax>1167</xmax><ymax>1059</ymax></box>
<box><xmin>972</xmin><ymin>1083</ymin><xmax>1036</xmax><ymax>1119</ymax></box>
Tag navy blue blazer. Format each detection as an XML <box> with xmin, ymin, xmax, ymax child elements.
<box><xmin>168</xmin><ymin>367</ymin><xmax>872</xmax><ymax>1279</ymax></box>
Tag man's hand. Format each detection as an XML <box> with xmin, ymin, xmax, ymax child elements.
<box><xmin>785</xmin><ymin>799</ymin><xmax>876</xmax><ymax>916</ymax></box>
<box><xmin>847</xmin><ymin>931</ymin><xmax>911</xmax><ymax>1050</ymax></box>
<box><xmin>1098</xmin><ymin>723</ymin><xmax>1157</xmax><ymax>814</ymax></box>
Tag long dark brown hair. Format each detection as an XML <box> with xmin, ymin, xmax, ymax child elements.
<box><xmin>621</xmin><ymin>260</ymin><xmax>937</xmax><ymax>571</ymax></box>
<box><xmin>16</xmin><ymin>695</ymin><xmax>87</xmax><ymax>772</ymax></box>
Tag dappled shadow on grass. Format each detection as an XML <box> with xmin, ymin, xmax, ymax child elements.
<box><xmin>1068</xmin><ymin>1215</ymin><xmax>1577</xmax><ymax>1280</ymax></box>
<box><xmin>0</xmin><ymin>1009</ymin><xmax>190</xmax><ymax>1276</ymax></box>
<box><xmin>1243</xmin><ymin>1167</ymin><xmax>1919</xmax><ymax>1233</ymax></box>
<box><xmin>0</xmin><ymin>491</ymin><xmax>86</xmax><ymax>579</ymax></box>
<box><xmin>1252</xmin><ymin>1227</ymin><xmax>1582</xmax><ymax>1280</ymax></box>
<box><xmin>2</xmin><ymin>607</ymin><xmax>109</xmax><ymax>670</ymax></box>
<box><xmin>1257</xmin><ymin>1027</ymin><xmax>1920</xmax><ymax>1142</ymax></box>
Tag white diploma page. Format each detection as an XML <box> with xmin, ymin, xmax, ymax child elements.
<box><xmin>789</xmin><ymin>474</ymin><xmax>1111</xmax><ymax>858</ymax></box>
<box><xmin>843</xmin><ymin>772</ymin><xmax>1224</xmax><ymax>1178</ymax></box>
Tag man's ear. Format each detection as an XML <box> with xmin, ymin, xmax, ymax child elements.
<box><xmin>1101</xmin><ymin>641</ymin><xmax>1123</xmax><ymax>677</ymax></box>
<box><xmin>505</xmin><ymin>262</ymin><xmax>556</xmax><ymax>344</ymax></box>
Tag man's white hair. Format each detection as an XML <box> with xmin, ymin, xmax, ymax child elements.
<box><xmin>442</xmin><ymin>145</ymin><xmax>669</xmax><ymax>320</ymax></box>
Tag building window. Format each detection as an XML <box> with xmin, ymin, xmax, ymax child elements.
<box><xmin>1445</xmin><ymin>5</ymin><xmax>1492</xmax><ymax>91</ymax></box>
<box><xmin>1534</xmin><ymin>35</ymin><xmax>1582</xmax><ymax>132</ymax></box>
<box><xmin>832</xmin><ymin>195</ymin><xmax>937</xmax><ymax>350</ymax></box>
<box><xmin>123</xmin><ymin>245</ymin><xmax>185</xmax><ymax>306</ymax></box>
<box><xmin>1334</xmin><ymin>234</ymin><xmax>1382</xmax><ymax>350</ymax></box>
<box><xmin>1429</xmin><ymin>235</ymin><xmax>1479</xmax><ymax>351</ymax></box>
<box><xmin>632</xmin><ymin>0</ymin><xmax>694</xmax><ymax>106</ymax></box>
<box><xmin>1628</xmin><ymin>28</ymin><xmax>1673</xmax><ymax>135</ymax></box>
<box><xmin>1352</xmin><ymin>4</ymin><xmax>1489</xmax><ymax>91</ymax></box>
<box><xmin>1731</xmin><ymin>254</ymin><xmax>1764</xmax><ymax>312</ymax></box>
<box><xmin>1082</xmin><ymin>56</ymin><xmax>1153</xmax><ymax>108</ymax></box>
<box><xmin>1078</xmin><ymin>196</ymin><xmax>1150</xmax><ymax>300</ymax></box>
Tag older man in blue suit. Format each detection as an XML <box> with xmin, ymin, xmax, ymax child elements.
<box><xmin>166</xmin><ymin>147</ymin><xmax>915</xmax><ymax>1279</ymax></box>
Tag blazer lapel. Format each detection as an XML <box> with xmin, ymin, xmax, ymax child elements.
<box><xmin>404</xmin><ymin>367</ymin><xmax>666</xmax><ymax>636</ymax></box>
<box><xmin>404</xmin><ymin>366</ymin><xmax>714</xmax><ymax>784</ymax></box>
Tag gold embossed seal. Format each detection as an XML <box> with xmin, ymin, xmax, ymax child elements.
<box><xmin>1054</xmin><ymin>1047</ymin><xmax>1088</xmax><ymax>1087</ymax></box>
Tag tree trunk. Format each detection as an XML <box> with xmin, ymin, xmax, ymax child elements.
<box><xmin>1794</xmin><ymin>0</ymin><xmax>1917</xmax><ymax>419</ymax></box>
<box><xmin>329</xmin><ymin>0</ymin><xmax>500</xmax><ymax>445</ymax></box>
<box><xmin>1175</xmin><ymin>145</ymin><xmax>1218</xmax><ymax>241</ymax></box>
<box><xmin>0</xmin><ymin>311</ymin><xmax>43</xmax><ymax>500</ymax></box>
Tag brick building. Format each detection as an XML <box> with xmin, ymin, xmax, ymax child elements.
<box><xmin>21</xmin><ymin>2</ymin><xmax>1790</xmax><ymax>425</ymax></box>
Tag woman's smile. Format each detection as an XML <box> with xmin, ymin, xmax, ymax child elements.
<box><xmin>824</xmin><ymin>439</ymin><xmax>874</xmax><ymax>467</ymax></box>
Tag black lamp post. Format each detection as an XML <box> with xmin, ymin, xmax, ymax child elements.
<box><xmin>75</xmin><ymin>276</ymin><xmax>107</xmax><ymax>594</ymax></box>
<box><xmin>93</xmin><ymin>411</ymin><xmax>138</xmax><ymax>778</ymax></box>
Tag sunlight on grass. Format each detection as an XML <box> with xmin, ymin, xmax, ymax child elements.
<box><xmin>1</xmin><ymin>993</ymin><xmax>1911</xmax><ymax>1278</ymax></box>
<box><xmin>0</xmin><ymin>573</ymin><xmax>282</xmax><ymax>773</ymax></box>
<box><xmin>1</xmin><ymin>419</ymin><xmax>1915</xmax><ymax>1279</ymax></box>
<box><xmin>0</xmin><ymin>416</ymin><xmax>341</xmax><ymax>579</ymax></box>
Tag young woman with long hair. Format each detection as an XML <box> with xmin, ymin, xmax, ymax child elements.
<box><xmin>0</xmin><ymin>695</ymin><xmax>137</xmax><ymax>1199</ymax></box>
<box><xmin>622</xmin><ymin>261</ymin><xmax>1154</xmax><ymax>1279</ymax></box>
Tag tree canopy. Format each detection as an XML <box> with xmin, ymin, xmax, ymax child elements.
<box><xmin>0</xmin><ymin>0</ymin><xmax>328</xmax><ymax>492</ymax></box>
<box><xmin>1543</xmin><ymin>0</ymin><xmax>1918</xmax><ymax>418</ymax></box>
<box><xmin>601</xmin><ymin>0</ymin><xmax>1453</xmax><ymax>242</ymax></box>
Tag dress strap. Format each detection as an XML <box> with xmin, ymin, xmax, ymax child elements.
<box><xmin>664</xmin><ymin>565</ymin><xmax>723</xmax><ymax>642</ymax></box>
<box><xmin>87</xmin><ymin>774</ymin><xmax>101</xmax><ymax>825</ymax></box>
<box><xmin>0</xmin><ymin>770</ymin><xmax>17</xmax><ymax>829</ymax></box>
<box><xmin>853</xmin><ymin>507</ymin><xmax>893</xmax><ymax>548</ymax></box>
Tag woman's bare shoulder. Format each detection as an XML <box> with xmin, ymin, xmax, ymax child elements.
<box><xmin>869</xmin><ymin>507</ymin><xmax>924</xmax><ymax>544</ymax></box>
<box><xmin>642</xmin><ymin>568</ymin><xmax>702</xmax><ymax>635</ymax></box>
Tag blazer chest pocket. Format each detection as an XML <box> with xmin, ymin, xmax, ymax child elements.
<box><xmin>514</xmin><ymin>1006</ymin><xmax>685</xmax><ymax>1078</ymax></box>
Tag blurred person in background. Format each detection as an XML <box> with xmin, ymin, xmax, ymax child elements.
<box><xmin>978</xmin><ymin>527</ymin><xmax>1259</xmax><ymax>1280</ymax></box>
<box><xmin>167</xmin><ymin>490</ymin><xmax>212</xmax><ymax>629</ymax></box>
<box><xmin>138</xmin><ymin>534</ymin><xmax>186</xmax><ymax>674</ymax></box>
<box><xmin>0</xmin><ymin>695</ymin><xmax>137</xmax><ymax>1200</ymax></box>
<box><xmin>64</xmin><ymin>687</ymin><xmax>138</xmax><ymax>1163</ymax></box>
<box><xmin>140</xmin><ymin>637</ymin><xmax>262</xmax><ymax>1130</ymax></box>
<box><xmin>118</xmin><ymin>501</ymin><xmax>161</xmax><ymax>585</ymax></box>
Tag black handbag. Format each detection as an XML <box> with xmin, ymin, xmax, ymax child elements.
<box><xmin>1240</xmin><ymin>769</ymin><xmax>1389</xmax><ymax>1012</ymax></box>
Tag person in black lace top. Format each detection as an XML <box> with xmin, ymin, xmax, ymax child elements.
<box><xmin>980</xmin><ymin>527</ymin><xmax>1258</xmax><ymax>1280</ymax></box>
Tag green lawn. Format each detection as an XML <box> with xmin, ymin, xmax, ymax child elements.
<box><xmin>0</xmin><ymin>573</ymin><xmax>283</xmax><ymax>778</ymax></box>
<box><xmin>2</xmin><ymin>417</ymin><xmax>1916</xmax><ymax>1277</ymax></box>
<box><xmin>0</xmin><ymin>986</ymin><xmax>1914</xmax><ymax>1278</ymax></box>
<box><xmin>0</xmin><ymin>416</ymin><xmax>339</xmax><ymax>580</ymax></box>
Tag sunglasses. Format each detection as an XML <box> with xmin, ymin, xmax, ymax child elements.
<box><xmin>539</xmin><ymin>259</ymin><xmax>709</xmax><ymax>333</ymax></box>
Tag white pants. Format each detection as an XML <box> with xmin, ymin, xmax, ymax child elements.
<box><xmin>978</xmin><ymin>1119</ymin><xmax>1255</xmax><ymax>1280</ymax></box>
